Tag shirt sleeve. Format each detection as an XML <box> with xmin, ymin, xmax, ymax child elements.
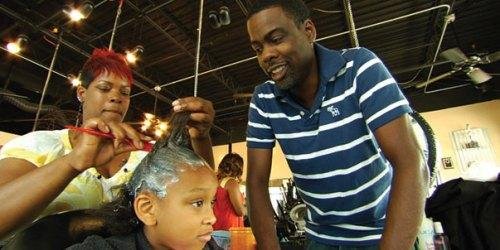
<box><xmin>353</xmin><ymin>48</ymin><xmax>412</xmax><ymax>131</ymax></box>
<box><xmin>246</xmin><ymin>85</ymin><xmax>276</xmax><ymax>149</ymax></box>
<box><xmin>0</xmin><ymin>131</ymin><xmax>65</xmax><ymax>167</ymax></box>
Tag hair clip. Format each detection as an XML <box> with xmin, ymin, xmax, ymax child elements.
<box><xmin>65</xmin><ymin>125</ymin><xmax>153</xmax><ymax>152</ymax></box>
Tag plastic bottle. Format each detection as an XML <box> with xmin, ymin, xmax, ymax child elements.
<box><xmin>433</xmin><ymin>222</ymin><xmax>450</xmax><ymax>250</ymax></box>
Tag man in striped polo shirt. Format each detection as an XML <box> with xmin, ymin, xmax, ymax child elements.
<box><xmin>245</xmin><ymin>1</ymin><xmax>429</xmax><ymax>249</ymax></box>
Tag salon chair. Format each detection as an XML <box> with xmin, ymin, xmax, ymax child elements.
<box><xmin>3</xmin><ymin>210</ymin><xmax>109</xmax><ymax>250</ymax></box>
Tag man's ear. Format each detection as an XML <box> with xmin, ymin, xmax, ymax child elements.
<box><xmin>76</xmin><ymin>85</ymin><xmax>86</xmax><ymax>103</ymax></box>
<box><xmin>134</xmin><ymin>193</ymin><xmax>158</xmax><ymax>226</ymax></box>
<box><xmin>303</xmin><ymin>19</ymin><xmax>317</xmax><ymax>43</ymax></box>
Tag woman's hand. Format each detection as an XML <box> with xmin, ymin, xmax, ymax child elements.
<box><xmin>67</xmin><ymin>118</ymin><xmax>150</xmax><ymax>172</ymax></box>
<box><xmin>172</xmin><ymin>97</ymin><xmax>215</xmax><ymax>139</ymax></box>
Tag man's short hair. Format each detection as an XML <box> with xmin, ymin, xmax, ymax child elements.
<box><xmin>247</xmin><ymin>0</ymin><xmax>310</xmax><ymax>26</ymax></box>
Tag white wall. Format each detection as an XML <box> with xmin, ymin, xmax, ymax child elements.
<box><xmin>420</xmin><ymin>100</ymin><xmax>500</xmax><ymax>182</ymax></box>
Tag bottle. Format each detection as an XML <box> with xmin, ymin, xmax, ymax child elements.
<box><xmin>433</xmin><ymin>221</ymin><xmax>450</xmax><ymax>250</ymax></box>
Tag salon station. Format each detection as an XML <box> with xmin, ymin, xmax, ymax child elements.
<box><xmin>0</xmin><ymin>0</ymin><xmax>499</xmax><ymax>250</ymax></box>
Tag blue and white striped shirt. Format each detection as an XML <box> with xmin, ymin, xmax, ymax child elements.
<box><xmin>246</xmin><ymin>44</ymin><xmax>411</xmax><ymax>246</ymax></box>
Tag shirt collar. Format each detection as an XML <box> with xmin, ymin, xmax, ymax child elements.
<box><xmin>273</xmin><ymin>43</ymin><xmax>346</xmax><ymax>99</ymax></box>
<box><xmin>315</xmin><ymin>43</ymin><xmax>346</xmax><ymax>83</ymax></box>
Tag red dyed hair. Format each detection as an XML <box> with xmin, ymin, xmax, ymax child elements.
<box><xmin>80</xmin><ymin>48</ymin><xmax>133</xmax><ymax>87</ymax></box>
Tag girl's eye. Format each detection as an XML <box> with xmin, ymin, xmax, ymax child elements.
<box><xmin>192</xmin><ymin>200</ymin><xmax>204</xmax><ymax>208</ymax></box>
<box><xmin>211</xmin><ymin>198</ymin><xmax>217</xmax><ymax>207</ymax></box>
<box><xmin>121</xmin><ymin>89</ymin><xmax>131</xmax><ymax>95</ymax></box>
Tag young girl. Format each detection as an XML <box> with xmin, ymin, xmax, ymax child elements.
<box><xmin>68</xmin><ymin>112</ymin><xmax>221</xmax><ymax>250</ymax></box>
<box><xmin>213</xmin><ymin>153</ymin><xmax>246</xmax><ymax>230</ymax></box>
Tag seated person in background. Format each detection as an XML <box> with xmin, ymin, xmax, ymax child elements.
<box><xmin>68</xmin><ymin>112</ymin><xmax>221</xmax><ymax>250</ymax></box>
<box><xmin>0</xmin><ymin>48</ymin><xmax>215</xmax><ymax>239</ymax></box>
<box><xmin>213</xmin><ymin>153</ymin><xmax>246</xmax><ymax>230</ymax></box>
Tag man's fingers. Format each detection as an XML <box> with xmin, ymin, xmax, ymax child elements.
<box><xmin>172</xmin><ymin>97</ymin><xmax>213</xmax><ymax>115</ymax></box>
<box><xmin>189</xmin><ymin>113</ymin><xmax>213</xmax><ymax>124</ymax></box>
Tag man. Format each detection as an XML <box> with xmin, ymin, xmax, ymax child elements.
<box><xmin>245</xmin><ymin>1</ymin><xmax>429</xmax><ymax>249</ymax></box>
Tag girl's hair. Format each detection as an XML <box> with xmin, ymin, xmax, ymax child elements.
<box><xmin>217</xmin><ymin>153</ymin><xmax>243</xmax><ymax>180</ymax></box>
<box><xmin>92</xmin><ymin>112</ymin><xmax>208</xmax><ymax>235</ymax></box>
<box><xmin>80</xmin><ymin>48</ymin><xmax>133</xmax><ymax>88</ymax></box>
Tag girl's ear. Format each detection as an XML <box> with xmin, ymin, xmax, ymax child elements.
<box><xmin>134</xmin><ymin>193</ymin><xmax>157</xmax><ymax>226</ymax></box>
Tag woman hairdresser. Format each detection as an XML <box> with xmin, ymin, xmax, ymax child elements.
<box><xmin>0</xmin><ymin>48</ymin><xmax>215</xmax><ymax>238</ymax></box>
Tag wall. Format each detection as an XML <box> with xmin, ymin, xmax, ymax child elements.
<box><xmin>420</xmin><ymin>100</ymin><xmax>500</xmax><ymax>182</ymax></box>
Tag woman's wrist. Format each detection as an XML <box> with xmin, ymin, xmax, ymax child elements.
<box><xmin>63</xmin><ymin>152</ymin><xmax>90</xmax><ymax>174</ymax></box>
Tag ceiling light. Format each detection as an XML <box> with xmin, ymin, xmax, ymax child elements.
<box><xmin>125</xmin><ymin>45</ymin><xmax>144</xmax><ymax>64</ymax></box>
<box><xmin>219</xmin><ymin>6</ymin><xmax>231</xmax><ymax>26</ymax></box>
<box><xmin>208</xmin><ymin>10</ymin><xmax>221</xmax><ymax>29</ymax></box>
<box><xmin>64</xmin><ymin>2</ymin><xmax>93</xmax><ymax>22</ymax></box>
<box><xmin>158</xmin><ymin>122</ymin><xmax>168</xmax><ymax>131</ymax></box>
<box><xmin>144</xmin><ymin>113</ymin><xmax>155</xmax><ymax>120</ymax></box>
<box><xmin>6</xmin><ymin>34</ymin><xmax>28</xmax><ymax>54</ymax></box>
<box><xmin>68</xmin><ymin>74</ymin><xmax>82</xmax><ymax>87</ymax></box>
<box><xmin>154</xmin><ymin>128</ymin><xmax>164</xmax><ymax>138</ymax></box>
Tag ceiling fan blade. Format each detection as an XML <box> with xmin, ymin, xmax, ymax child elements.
<box><xmin>467</xmin><ymin>67</ymin><xmax>492</xmax><ymax>84</ymax></box>
<box><xmin>484</xmin><ymin>51</ymin><xmax>500</xmax><ymax>63</ymax></box>
<box><xmin>414</xmin><ymin>70</ymin><xmax>457</xmax><ymax>89</ymax></box>
<box><xmin>440</xmin><ymin>47</ymin><xmax>468</xmax><ymax>64</ymax></box>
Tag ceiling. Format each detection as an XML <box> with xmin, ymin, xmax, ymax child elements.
<box><xmin>0</xmin><ymin>0</ymin><xmax>498</xmax><ymax>145</ymax></box>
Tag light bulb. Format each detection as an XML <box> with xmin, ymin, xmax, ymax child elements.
<box><xmin>70</xmin><ymin>78</ymin><xmax>81</xmax><ymax>87</ymax></box>
<box><xmin>64</xmin><ymin>2</ymin><xmax>93</xmax><ymax>22</ymax></box>
<box><xmin>154</xmin><ymin>129</ymin><xmax>163</xmax><ymax>138</ymax></box>
<box><xmin>68</xmin><ymin>9</ymin><xmax>85</xmax><ymax>22</ymax></box>
<box><xmin>6</xmin><ymin>42</ymin><xmax>21</xmax><ymax>54</ymax></box>
<box><xmin>143</xmin><ymin>120</ymin><xmax>152</xmax><ymax>128</ymax></box>
<box><xmin>125</xmin><ymin>51</ymin><xmax>137</xmax><ymax>64</ymax></box>
<box><xmin>125</xmin><ymin>45</ymin><xmax>144</xmax><ymax>64</ymax></box>
<box><xmin>144</xmin><ymin>113</ymin><xmax>155</xmax><ymax>120</ymax></box>
<box><xmin>6</xmin><ymin>35</ymin><xmax>28</xmax><ymax>54</ymax></box>
<box><xmin>158</xmin><ymin>122</ymin><xmax>168</xmax><ymax>131</ymax></box>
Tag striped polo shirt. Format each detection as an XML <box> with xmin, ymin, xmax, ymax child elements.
<box><xmin>246</xmin><ymin>44</ymin><xmax>411</xmax><ymax>245</ymax></box>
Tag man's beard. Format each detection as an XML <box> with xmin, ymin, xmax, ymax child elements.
<box><xmin>275</xmin><ymin>67</ymin><xmax>299</xmax><ymax>91</ymax></box>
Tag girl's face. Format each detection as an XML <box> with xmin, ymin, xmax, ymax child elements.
<box><xmin>147</xmin><ymin>165</ymin><xmax>218</xmax><ymax>250</ymax></box>
<box><xmin>77</xmin><ymin>72</ymin><xmax>131</xmax><ymax>123</ymax></box>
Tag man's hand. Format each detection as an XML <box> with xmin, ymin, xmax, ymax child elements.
<box><xmin>172</xmin><ymin>97</ymin><xmax>214</xmax><ymax>139</ymax></box>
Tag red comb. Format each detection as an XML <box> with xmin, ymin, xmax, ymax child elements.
<box><xmin>65</xmin><ymin>125</ymin><xmax>153</xmax><ymax>152</ymax></box>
